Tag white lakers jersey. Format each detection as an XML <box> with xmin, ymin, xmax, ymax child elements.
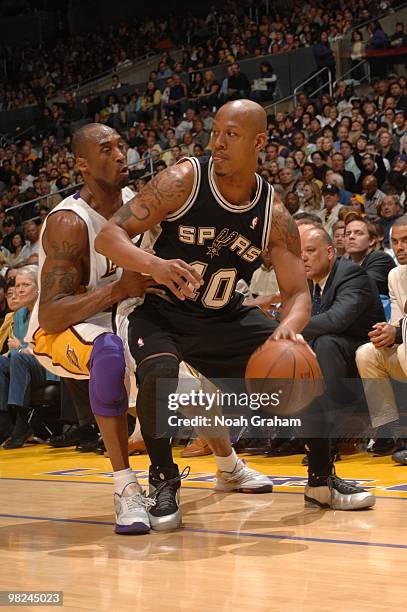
<box><xmin>27</xmin><ymin>187</ymin><xmax>134</xmax><ymax>343</ymax></box>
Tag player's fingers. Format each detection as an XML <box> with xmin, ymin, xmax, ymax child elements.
<box><xmin>176</xmin><ymin>261</ymin><xmax>203</xmax><ymax>287</ymax></box>
<box><xmin>172</xmin><ymin>274</ymin><xmax>197</xmax><ymax>298</ymax></box>
<box><xmin>166</xmin><ymin>280</ymin><xmax>185</xmax><ymax>301</ymax></box>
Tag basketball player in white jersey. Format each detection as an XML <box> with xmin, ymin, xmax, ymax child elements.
<box><xmin>26</xmin><ymin>123</ymin><xmax>158</xmax><ymax>535</ymax></box>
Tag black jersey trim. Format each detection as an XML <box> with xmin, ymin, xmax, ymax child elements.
<box><xmin>261</xmin><ymin>182</ymin><xmax>274</xmax><ymax>251</ymax></box>
<box><xmin>208</xmin><ymin>157</ymin><xmax>262</xmax><ymax>213</ymax></box>
<box><xmin>166</xmin><ymin>157</ymin><xmax>201</xmax><ymax>222</ymax></box>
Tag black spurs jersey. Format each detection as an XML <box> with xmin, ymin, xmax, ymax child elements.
<box><xmin>142</xmin><ymin>156</ymin><xmax>274</xmax><ymax>315</ymax></box>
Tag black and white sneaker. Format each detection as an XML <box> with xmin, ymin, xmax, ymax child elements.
<box><xmin>148</xmin><ymin>464</ymin><xmax>190</xmax><ymax>532</ymax></box>
<box><xmin>304</xmin><ymin>475</ymin><xmax>375</xmax><ymax>510</ymax></box>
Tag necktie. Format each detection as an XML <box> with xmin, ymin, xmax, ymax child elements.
<box><xmin>312</xmin><ymin>283</ymin><xmax>322</xmax><ymax>316</ymax></box>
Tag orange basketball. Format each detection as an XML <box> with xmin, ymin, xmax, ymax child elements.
<box><xmin>245</xmin><ymin>339</ymin><xmax>323</xmax><ymax>415</ymax></box>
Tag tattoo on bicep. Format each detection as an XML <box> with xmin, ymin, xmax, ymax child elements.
<box><xmin>51</xmin><ymin>241</ymin><xmax>80</xmax><ymax>262</ymax></box>
<box><xmin>271</xmin><ymin>205</ymin><xmax>301</xmax><ymax>257</ymax></box>
<box><xmin>114</xmin><ymin>170</ymin><xmax>186</xmax><ymax>228</ymax></box>
<box><xmin>40</xmin><ymin>266</ymin><xmax>77</xmax><ymax>302</ymax></box>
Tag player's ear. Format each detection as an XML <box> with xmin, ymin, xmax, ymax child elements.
<box><xmin>75</xmin><ymin>156</ymin><xmax>88</xmax><ymax>175</ymax></box>
<box><xmin>255</xmin><ymin>132</ymin><xmax>268</xmax><ymax>152</ymax></box>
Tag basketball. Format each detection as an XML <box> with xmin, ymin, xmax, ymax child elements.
<box><xmin>245</xmin><ymin>339</ymin><xmax>323</xmax><ymax>415</ymax></box>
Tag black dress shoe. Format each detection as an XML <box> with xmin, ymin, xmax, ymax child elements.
<box><xmin>369</xmin><ymin>438</ymin><xmax>399</xmax><ymax>456</ymax></box>
<box><xmin>0</xmin><ymin>411</ymin><xmax>13</xmax><ymax>445</ymax></box>
<box><xmin>76</xmin><ymin>435</ymin><xmax>104</xmax><ymax>454</ymax></box>
<box><xmin>49</xmin><ymin>424</ymin><xmax>97</xmax><ymax>448</ymax></box>
<box><xmin>3</xmin><ymin>427</ymin><xmax>33</xmax><ymax>449</ymax></box>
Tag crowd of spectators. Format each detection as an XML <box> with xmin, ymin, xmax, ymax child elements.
<box><xmin>0</xmin><ymin>0</ymin><xmax>401</xmax><ymax>112</ymax></box>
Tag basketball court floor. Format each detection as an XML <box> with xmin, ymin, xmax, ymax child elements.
<box><xmin>0</xmin><ymin>445</ymin><xmax>406</xmax><ymax>611</ymax></box>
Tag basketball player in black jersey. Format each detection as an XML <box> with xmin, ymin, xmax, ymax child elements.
<box><xmin>96</xmin><ymin>100</ymin><xmax>375</xmax><ymax>529</ymax></box>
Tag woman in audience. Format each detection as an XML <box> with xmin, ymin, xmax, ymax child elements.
<box><xmin>0</xmin><ymin>266</ymin><xmax>58</xmax><ymax>449</ymax></box>
<box><xmin>302</xmin><ymin>181</ymin><xmax>323</xmax><ymax>213</ymax></box>
<box><xmin>6</xmin><ymin>232</ymin><xmax>26</xmax><ymax>267</ymax></box>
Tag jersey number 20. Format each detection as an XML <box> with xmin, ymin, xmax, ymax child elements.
<box><xmin>188</xmin><ymin>261</ymin><xmax>237</xmax><ymax>309</ymax></box>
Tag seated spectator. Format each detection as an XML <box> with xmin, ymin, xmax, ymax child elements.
<box><xmin>164</xmin><ymin>75</ymin><xmax>188</xmax><ymax>118</ymax></box>
<box><xmin>0</xmin><ymin>284</ymin><xmax>20</xmax><ymax>354</ymax></box>
<box><xmin>344</xmin><ymin>216</ymin><xmax>396</xmax><ymax>295</ymax></box>
<box><xmin>0</xmin><ymin>276</ymin><xmax>8</xmax><ymax>326</ymax></box>
<box><xmin>227</xmin><ymin>63</ymin><xmax>251</xmax><ymax>101</ymax></box>
<box><xmin>356</xmin><ymin>216</ymin><xmax>407</xmax><ymax>455</ymax></box>
<box><xmin>356</xmin><ymin>152</ymin><xmax>387</xmax><ymax>190</ymax></box>
<box><xmin>21</xmin><ymin>221</ymin><xmax>40</xmax><ymax>264</ymax></box>
<box><xmin>362</xmin><ymin>175</ymin><xmax>385</xmax><ymax>220</ymax></box>
<box><xmin>181</xmin><ymin>131</ymin><xmax>195</xmax><ymax>157</ymax></box>
<box><xmin>301</xmin><ymin>181</ymin><xmax>323</xmax><ymax>214</ymax></box>
<box><xmin>332</xmin><ymin>220</ymin><xmax>346</xmax><ymax>256</ymax></box>
<box><xmin>251</xmin><ymin>61</ymin><xmax>277</xmax><ymax>103</ymax></box>
<box><xmin>175</xmin><ymin>108</ymin><xmax>196</xmax><ymax>141</ymax></box>
<box><xmin>7</xmin><ymin>232</ymin><xmax>26</xmax><ymax>267</ymax></box>
<box><xmin>192</xmin><ymin>119</ymin><xmax>210</xmax><ymax>150</ymax></box>
<box><xmin>331</xmin><ymin>152</ymin><xmax>357</xmax><ymax>193</ymax></box>
<box><xmin>0</xmin><ymin>266</ymin><xmax>58</xmax><ymax>448</ymax></box>
<box><xmin>140</xmin><ymin>81</ymin><xmax>162</xmax><ymax>122</ymax></box>
<box><xmin>300</xmin><ymin>224</ymin><xmax>384</xmax><ymax>464</ymax></box>
<box><xmin>378</xmin><ymin>194</ymin><xmax>404</xmax><ymax>249</ymax></box>
<box><xmin>325</xmin><ymin>171</ymin><xmax>352</xmax><ymax>205</ymax></box>
<box><xmin>318</xmin><ymin>184</ymin><xmax>342</xmax><ymax>235</ymax></box>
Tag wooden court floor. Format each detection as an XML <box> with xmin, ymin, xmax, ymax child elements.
<box><xmin>0</xmin><ymin>445</ymin><xmax>406</xmax><ymax>611</ymax></box>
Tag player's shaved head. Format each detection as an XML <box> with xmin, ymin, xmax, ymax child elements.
<box><xmin>216</xmin><ymin>99</ymin><xmax>267</xmax><ymax>135</ymax></box>
<box><xmin>72</xmin><ymin>123</ymin><xmax>117</xmax><ymax>158</ymax></box>
<box><xmin>391</xmin><ymin>214</ymin><xmax>407</xmax><ymax>229</ymax></box>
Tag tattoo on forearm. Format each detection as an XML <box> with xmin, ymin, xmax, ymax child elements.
<box><xmin>271</xmin><ymin>205</ymin><xmax>301</xmax><ymax>257</ymax></box>
<box><xmin>40</xmin><ymin>267</ymin><xmax>77</xmax><ymax>302</ymax></box>
<box><xmin>114</xmin><ymin>170</ymin><xmax>186</xmax><ymax>227</ymax></box>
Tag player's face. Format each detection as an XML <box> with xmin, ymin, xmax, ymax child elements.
<box><xmin>392</xmin><ymin>225</ymin><xmax>407</xmax><ymax>265</ymax></box>
<box><xmin>81</xmin><ymin>130</ymin><xmax>128</xmax><ymax>189</ymax></box>
<box><xmin>211</xmin><ymin>114</ymin><xmax>264</xmax><ymax>176</ymax></box>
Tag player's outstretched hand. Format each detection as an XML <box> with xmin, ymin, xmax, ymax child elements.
<box><xmin>152</xmin><ymin>258</ymin><xmax>204</xmax><ymax>300</ymax></box>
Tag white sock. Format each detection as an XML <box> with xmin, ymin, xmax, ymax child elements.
<box><xmin>215</xmin><ymin>449</ymin><xmax>239</xmax><ymax>473</ymax></box>
<box><xmin>113</xmin><ymin>467</ymin><xmax>139</xmax><ymax>496</ymax></box>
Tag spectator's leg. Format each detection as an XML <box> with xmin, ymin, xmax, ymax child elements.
<box><xmin>4</xmin><ymin>352</ymin><xmax>48</xmax><ymax>448</ymax></box>
<box><xmin>0</xmin><ymin>356</ymin><xmax>13</xmax><ymax>440</ymax></box>
<box><xmin>356</xmin><ymin>343</ymin><xmax>405</xmax><ymax>429</ymax></box>
<box><xmin>63</xmin><ymin>378</ymin><xmax>94</xmax><ymax>426</ymax></box>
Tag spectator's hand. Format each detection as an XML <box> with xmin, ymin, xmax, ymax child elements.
<box><xmin>369</xmin><ymin>322</ymin><xmax>397</xmax><ymax>349</ymax></box>
<box><xmin>8</xmin><ymin>336</ymin><xmax>20</xmax><ymax>350</ymax></box>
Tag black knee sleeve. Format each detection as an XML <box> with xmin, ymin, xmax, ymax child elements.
<box><xmin>136</xmin><ymin>356</ymin><xmax>179</xmax><ymax>437</ymax></box>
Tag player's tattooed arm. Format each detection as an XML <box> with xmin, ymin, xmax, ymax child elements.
<box><xmin>111</xmin><ymin>161</ymin><xmax>194</xmax><ymax>233</ymax></box>
<box><xmin>95</xmin><ymin>161</ymin><xmax>203</xmax><ymax>297</ymax></box>
<box><xmin>38</xmin><ymin>212</ymin><xmax>139</xmax><ymax>334</ymax></box>
<box><xmin>268</xmin><ymin>200</ymin><xmax>301</xmax><ymax>257</ymax></box>
<box><xmin>266</xmin><ymin>198</ymin><xmax>311</xmax><ymax>338</ymax></box>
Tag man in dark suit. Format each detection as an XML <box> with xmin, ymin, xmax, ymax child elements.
<box><xmin>300</xmin><ymin>225</ymin><xmax>385</xmax><ymax>377</ymax></box>
<box><xmin>344</xmin><ymin>216</ymin><xmax>396</xmax><ymax>296</ymax></box>
<box><xmin>298</xmin><ymin>225</ymin><xmax>383</xmax><ymax>509</ymax></box>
